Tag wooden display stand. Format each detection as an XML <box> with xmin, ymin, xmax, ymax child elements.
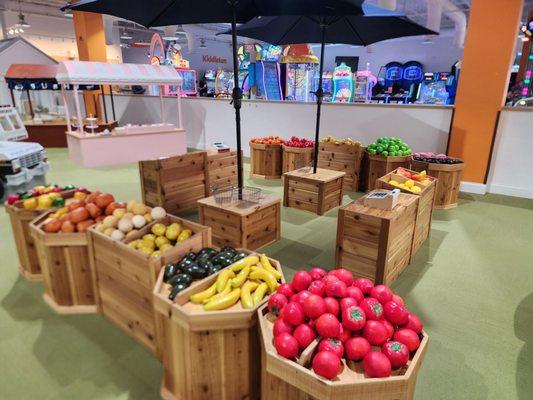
<box><xmin>366</xmin><ymin>153</ymin><xmax>411</xmax><ymax>192</ymax></box>
<box><xmin>283</xmin><ymin>168</ymin><xmax>345</xmax><ymax>216</ymax></box>
<box><xmin>376</xmin><ymin>169</ymin><xmax>437</xmax><ymax>257</ymax></box>
<box><xmin>259</xmin><ymin>305</ymin><xmax>428</xmax><ymax>400</ymax></box>
<box><xmin>198</xmin><ymin>194</ymin><xmax>281</xmax><ymax>250</ymax></box>
<box><xmin>282</xmin><ymin>145</ymin><xmax>314</xmax><ymax>173</ymax></box>
<box><xmin>318</xmin><ymin>142</ymin><xmax>365</xmax><ymax>192</ymax></box>
<box><xmin>30</xmin><ymin>210</ymin><xmax>97</xmax><ymax>314</ymax></box>
<box><xmin>335</xmin><ymin>191</ymin><xmax>419</xmax><ymax>285</ymax></box>
<box><xmin>206</xmin><ymin>150</ymin><xmax>240</xmax><ymax>191</ymax></box>
<box><xmin>87</xmin><ymin>215</ymin><xmax>211</xmax><ymax>358</ymax></box>
<box><xmin>153</xmin><ymin>251</ymin><xmax>284</xmax><ymax>400</ymax></box>
<box><xmin>411</xmin><ymin>159</ymin><xmax>465</xmax><ymax>209</ymax></box>
<box><xmin>249</xmin><ymin>142</ymin><xmax>282</xmax><ymax>179</ymax></box>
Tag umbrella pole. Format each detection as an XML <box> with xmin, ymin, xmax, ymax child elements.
<box><xmin>230</xmin><ymin>4</ymin><xmax>244</xmax><ymax>198</ymax></box>
<box><xmin>313</xmin><ymin>22</ymin><xmax>327</xmax><ymax>174</ymax></box>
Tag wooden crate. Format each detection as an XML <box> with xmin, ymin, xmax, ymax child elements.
<box><xmin>198</xmin><ymin>194</ymin><xmax>281</xmax><ymax>250</ymax></box>
<box><xmin>29</xmin><ymin>210</ymin><xmax>97</xmax><ymax>314</ymax></box>
<box><xmin>366</xmin><ymin>153</ymin><xmax>411</xmax><ymax>192</ymax></box>
<box><xmin>411</xmin><ymin>159</ymin><xmax>465</xmax><ymax>209</ymax></box>
<box><xmin>153</xmin><ymin>251</ymin><xmax>284</xmax><ymax>400</ymax></box>
<box><xmin>139</xmin><ymin>151</ymin><xmax>208</xmax><ymax>213</ymax></box>
<box><xmin>87</xmin><ymin>215</ymin><xmax>211</xmax><ymax>358</ymax></box>
<box><xmin>376</xmin><ymin>169</ymin><xmax>437</xmax><ymax>257</ymax></box>
<box><xmin>335</xmin><ymin>191</ymin><xmax>419</xmax><ymax>285</ymax></box>
<box><xmin>283</xmin><ymin>168</ymin><xmax>345</xmax><ymax>216</ymax></box>
<box><xmin>259</xmin><ymin>305</ymin><xmax>428</xmax><ymax>400</ymax></box>
<box><xmin>250</xmin><ymin>142</ymin><xmax>282</xmax><ymax>179</ymax></box>
<box><xmin>205</xmin><ymin>149</ymin><xmax>240</xmax><ymax>191</ymax></box>
<box><xmin>282</xmin><ymin>145</ymin><xmax>314</xmax><ymax>173</ymax></box>
<box><xmin>318</xmin><ymin>142</ymin><xmax>365</xmax><ymax>192</ymax></box>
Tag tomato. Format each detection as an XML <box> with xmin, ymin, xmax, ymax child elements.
<box><xmin>345</xmin><ymin>337</ymin><xmax>371</xmax><ymax>361</ymax></box>
<box><xmin>370</xmin><ymin>285</ymin><xmax>393</xmax><ymax>305</ymax></box>
<box><xmin>338</xmin><ymin>326</ymin><xmax>352</xmax><ymax>343</ymax></box>
<box><xmin>363</xmin><ymin>351</ymin><xmax>392</xmax><ymax>378</ymax></box>
<box><xmin>322</xmin><ymin>274</ymin><xmax>340</xmax><ymax>286</ymax></box>
<box><xmin>340</xmin><ymin>297</ymin><xmax>358</xmax><ymax>312</ymax></box>
<box><xmin>354</xmin><ymin>278</ymin><xmax>374</xmax><ymax>295</ymax></box>
<box><xmin>268</xmin><ymin>293</ymin><xmax>288</xmax><ymax>316</ymax></box>
<box><xmin>308</xmin><ymin>280</ymin><xmax>326</xmax><ymax>297</ymax></box>
<box><xmin>403</xmin><ymin>314</ymin><xmax>423</xmax><ymax>334</ymax></box>
<box><xmin>292</xmin><ymin>270</ymin><xmax>313</xmax><ymax>292</ymax></box>
<box><xmin>303</xmin><ymin>294</ymin><xmax>327</xmax><ymax>319</ymax></box>
<box><xmin>309</xmin><ymin>267</ymin><xmax>327</xmax><ymax>280</ymax></box>
<box><xmin>382</xmin><ymin>341</ymin><xmax>409</xmax><ymax>368</ymax></box>
<box><xmin>273</xmin><ymin>318</ymin><xmax>294</xmax><ymax>337</ymax></box>
<box><xmin>342</xmin><ymin>305</ymin><xmax>366</xmax><ymax>331</ymax></box>
<box><xmin>281</xmin><ymin>302</ymin><xmax>305</xmax><ymax>326</ymax></box>
<box><xmin>325</xmin><ymin>279</ymin><xmax>348</xmax><ymax>298</ymax></box>
<box><xmin>318</xmin><ymin>338</ymin><xmax>344</xmax><ymax>359</ymax></box>
<box><xmin>323</xmin><ymin>297</ymin><xmax>340</xmax><ymax>317</ymax></box>
<box><xmin>394</xmin><ymin>328</ymin><xmax>420</xmax><ymax>352</ymax></box>
<box><xmin>312</xmin><ymin>351</ymin><xmax>341</xmax><ymax>379</ymax></box>
<box><xmin>359</xmin><ymin>298</ymin><xmax>384</xmax><ymax>320</ymax></box>
<box><xmin>292</xmin><ymin>290</ymin><xmax>312</xmax><ymax>306</ymax></box>
<box><xmin>274</xmin><ymin>333</ymin><xmax>299</xmax><ymax>359</ymax></box>
<box><xmin>363</xmin><ymin>320</ymin><xmax>389</xmax><ymax>346</ymax></box>
<box><xmin>346</xmin><ymin>286</ymin><xmax>364</xmax><ymax>303</ymax></box>
<box><xmin>277</xmin><ymin>283</ymin><xmax>295</xmax><ymax>298</ymax></box>
<box><xmin>392</xmin><ymin>294</ymin><xmax>404</xmax><ymax>307</ymax></box>
<box><xmin>315</xmin><ymin>313</ymin><xmax>341</xmax><ymax>338</ymax></box>
<box><xmin>293</xmin><ymin>324</ymin><xmax>316</xmax><ymax>349</ymax></box>
<box><xmin>382</xmin><ymin>319</ymin><xmax>395</xmax><ymax>340</ymax></box>
<box><xmin>331</xmin><ymin>268</ymin><xmax>354</xmax><ymax>286</ymax></box>
<box><xmin>383</xmin><ymin>301</ymin><xmax>409</xmax><ymax>325</ymax></box>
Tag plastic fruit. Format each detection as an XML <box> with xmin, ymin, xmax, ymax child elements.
<box><xmin>318</xmin><ymin>338</ymin><xmax>344</xmax><ymax>359</ymax></box>
<box><xmin>132</xmin><ymin>203</ymin><xmax>147</xmax><ymax>215</ymax></box>
<box><xmin>268</xmin><ymin>293</ymin><xmax>288</xmax><ymax>316</ymax></box>
<box><xmin>273</xmin><ymin>318</ymin><xmax>294</xmax><ymax>337</ymax></box>
<box><xmin>73</xmin><ymin>191</ymin><xmax>87</xmax><ymax>200</ymax></box>
<box><xmin>393</xmin><ymin>328</ymin><xmax>420</xmax><ymax>352</ymax></box>
<box><xmin>325</xmin><ymin>279</ymin><xmax>347</xmax><ymax>298</ymax></box>
<box><xmin>23</xmin><ymin>198</ymin><xmax>37</xmax><ymax>210</ymax></box>
<box><xmin>159</xmin><ymin>243</ymin><xmax>173</xmax><ymax>253</ymax></box>
<box><xmin>363</xmin><ymin>320</ymin><xmax>389</xmax><ymax>346</ymax></box>
<box><xmin>404</xmin><ymin>314</ymin><xmax>423</xmax><ymax>334</ymax></box>
<box><xmin>370</xmin><ymin>285</ymin><xmax>393</xmax><ymax>305</ymax></box>
<box><xmin>342</xmin><ymin>305</ymin><xmax>366</xmax><ymax>331</ymax></box>
<box><xmin>293</xmin><ymin>324</ymin><xmax>316</xmax><ymax>349</ymax></box>
<box><xmin>274</xmin><ymin>333</ymin><xmax>299</xmax><ymax>359</ymax></box>
<box><xmin>308</xmin><ymin>280</ymin><xmax>326</xmax><ymax>297</ymax></box>
<box><xmin>111</xmin><ymin>230</ymin><xmax>125</xmax><ymax>241</ymax></box>
<box><xmin>151</xmin><ymin>206</ymin><xmax>166</xmax><ymax>219</ymax></box>
<box><xmin>382</xmin><ymin>341</ymin><xmax>409</xmax><ymax>368</ymax></box>
<box><xmin>359</xmin><ymin>298</ymin><xmax>383</xmax><ymax>320</ymax></box>
<box><xmin>281</xmin><ymin>302</ymin><xmax>305</xmax><ymax>326</ymax></box>
<box><xmin>346</xmin><ymin>286</ymin><xmax>364</xmax><ymax>303</ymax></box>
<box><xmin>118</xmin><ymin>218</ymin><xmax>133</xmax><ymax>233</ymax></box>
<box><xmin>315</xmin><ymin>313</ymin><xmax>341</xmax><ymax>338</ymax></box>
<box><xmin>155</xmin><ymin>236</ymin><xmax>170</xmax><ymax>248</ymax></box>
<box><xmin>131</xmin><ymin>215</ymin><xmax>146</xmax><ymax>229</ymax></box>
<box><xmin>151</xmin><ymin>223</ymin><xmax>167</xmax><ymax>237</ymax></box>
<box><xmin>345</xmin><ymin>337</ymin><xmax>371</xmax><ymax>361</ymax></box>
<box><xmin>323</xmin><ymin>297</ymin><xmax>340</xmax><ymax>317</ymax></box>
<box><xmin>37</xmin><ymin>195</ymin><xmax>53</xmax><ymax>209</ymax></box>
<box><xmin>165</xmin><ymin>224</ymin><xmax>181</xmax><ymax>240</ymax></box>
<box><xmin>302</xmin><ymin>294</ymin><xmax>326</xmax><ymax>319</ymax></box>
<box><xmin>363</xmin><ymin>351</ymin><xmax>392</xmax><ymax>378</ymax></box>
<box><xmin>354</xmin><ymin>278</ymin><xmax>374</xmax><ymax>295</ymax></box>
<box><xmin>312</xmin><ymin>351</ymin><xmax>341</xmax><ymax>379</ymax></box>
<box><xmin>383</xmin><ymin>301</ymin><xmax>409</xmax><ymax>325</ymax></box>
<box><xmin>277</xmin><ymin>283</ymin><xmax>294</xmax><ymax>298</ymax></box>
<box><xmin>292</xmin><ymin>270</ymin><xmax>312</xmax><ymax>292</ymax></box>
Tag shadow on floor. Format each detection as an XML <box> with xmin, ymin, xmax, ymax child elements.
<box><xmin>515</xmin><ymin>293</ymin><xmax>533</xmax><ymax>400</ymax></box>
<box><xmin>1</xmin><ymin>276</ymin><xmax>48</xmax><ymax>322</ymax></box>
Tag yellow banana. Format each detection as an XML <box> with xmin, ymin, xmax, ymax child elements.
<box><xmin>240</xmin><ymin>281</ymin><xmax>259</xmax><ymax>309</ymax></box>
<box><xmin>230</xmin><ymin>266</ymin><xmax>250</xmax><ymax>288</ymax></box>
<box><xmin>249</xmin><ymin>268</ymin><xmax>279</xmax><ymax>293</ymax></box>
<box><xmin>216</xmin><ymin>269</ymin><xmax>235</xmax><ymax>293</ymax></box>
<box><xmin>203</xmin><ymin>280</ymin><xmax>231</xmax><ymax>304</ymax></box>
<box><xmin>230</xmin><ymin>255</ymin><xmax>259</xmax><ymax>272</ymax></box>
<box><xmin>204</xmin><ymin>288</ymin><xmax>241</xmax><ymax>311</ymax></box>
<box><xmin>260</xmin><ymin>254</ymin><xmax>282</xmax><ymax>280</ymax></box>
<box><xmin>252</xmin><ymin>283</ymin><xmax>268</xmax><ymax>305</ymax></box>
<box><xmin>189</xmin><ymin>282</ymin><xmax>217</xmax><ymax>304</ymax></box>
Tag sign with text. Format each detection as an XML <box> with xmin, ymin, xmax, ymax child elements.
<box><xmin>203</xmin><ymin>55</ymin><xmax>228</xmax><ymax>64</ymax></box>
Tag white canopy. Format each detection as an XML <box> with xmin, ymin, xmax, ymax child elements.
<box><xmin>56</xmin><ymin>61</ymin><xmax>182</xmax><ymax>86</ymax></box>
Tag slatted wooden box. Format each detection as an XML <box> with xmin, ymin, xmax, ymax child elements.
<box><xmin>29</xmin><ymin>210</ymin><xmax>97</xmax><ymax>314</ymax></box>
<box><xmin>366</xmin><ymin>153</ymin><xmax>411</xmax><ymax>192</ymax></box>
<box><xmin>198</xmin><ymin>193</ymin><xmax>281</xmax><ymax>250</ymax></box>
<box><xmin>205</xmin><ymin>149</ymin><xmax>240</xmax><ymax>191</ymax></box>
<box><xmin>282</xmin><ymin>145</ymin><xmax>314</xmax><ymax>173</ymax></box>
<box><xmin>376</xmin><ymin>169</ymin><xmax>437</xmax><ymax>257</ymax></box>
<box><xmin>259</xmin><ymin>304</ymin><xmax>428</xmax><ymax>400</ymax></box>
<box><xmin>283</xmin><ymin>168</ymin><xmax>345</xmax><ymax>216</ymax></box>
<box><xmin>335</xmin><ymin>191</ymin><xmax>419</xmax><ymax>285</ymax></box>
<box><xmin>318</xmin><ymin>142</ymin><xmax>365</xmax><ymax>192</ymax></box>
<box><xmin>87</xmin><ymin>215</ymin><xmax>211</xmax><ymax>359</ymax></box>
<box><xmin>250</xmin><ymin>142</ymin><xmax>283</xmax><ymax>179</ymax></box>
<box><xmin>411</xmin><ymin>159</ymin><xmax>465</xmax><ymax>209</ymax></box>
<box><xmin>153</xmin><ymin>250</ymin><xmax>284</xmax><ymax>400</ymax></box>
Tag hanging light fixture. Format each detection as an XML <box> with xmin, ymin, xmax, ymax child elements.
<box><xmin>120</xmin><ymin>29</ymin><xmax>133</xmax><ymax>40</ymax></box>
<box><xmin>199</xmin><ymin>38</ymin><xmax>208</xmax><ymax>49</ymax></box>
<box><xmin>175</xmin><ymin>25</ymin><xmax>187</xmax><ymax>36</ymax></box>
<box><xmin>64</xmin><ymin>1</ymin><xmax>73</xmax><ymax>17</ymax></box>
<box><xmin>17</xmin><ymin>0</ymin><xmax>30</xmax><ymax>28</ymax></box>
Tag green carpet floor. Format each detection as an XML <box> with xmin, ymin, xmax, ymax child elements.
<box><xmin>1</xmin><ymin>148</ymin><xmax>532</xmax><ymax>400</ymax></box>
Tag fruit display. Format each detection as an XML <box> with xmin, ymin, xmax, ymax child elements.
<box><xmin>367</xmin><ymin>137</ymin><xmax>412</xmax><ymax>157</ymax></box>
<box><xmin>284</xmin><ymin>136</ymin><xmax>315</xmax><ymax>148</ymax></box>
<box><xmin>267</xmin><ymin>267</ymin><xmax>424</xmax><ymax>380</ymax></box>
<box><xmin>413</xmin><ymin>152</ymin><xmax>463</xmax><ymax>165</ymax></box>
<box><xmin>10</xmin><ymin>186</ymin><xmax>89</xmax><ymax>210</ymax></box>
<box><xmin>320</xmin><ymin>136</ymin><xmax>362</xmax><ymax>147</ymax></box>
<box><xmin>6</xmin><ymin>184</ymin><xmax>78</xmax><ymax>205</ymax></box>
<box><xmin>38</xmin><ymin>192</ymin><xmax>117</xmax><ymax>234</ymax></box>
<box><xmin>250</xmin><ymin>136</ymin><xmax>284</xmax><ymax>145</ymax></box>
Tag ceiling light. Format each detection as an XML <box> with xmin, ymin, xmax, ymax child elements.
<box><xmin>18</xmin><ymin>12</ymin><xmax>30</xmax><ymax>28</ymax></box>
<box><xmin>175</xmin><ymin>25</ymin><xmax>187</xmax><ymax>36</ymax></box>
<box><xmin>120</xmin><ymin>29</ymin><xmax>133</xmax><ymax>40</ymax></box>
<box><xmin>8</xmin><ymin>29</ymin><xmax>14</xmax><ymax>35</ymax></box>
<box><xmin>199</xmin><ymin>39</ymin><xmax>207</xmax><ymax>49</ymax></box>
<box><xmin>162</xmin><ymin>27</ymin><xmax>178</xmax><ymax>41</ymax></box>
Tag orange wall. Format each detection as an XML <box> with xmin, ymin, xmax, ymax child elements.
<box><xmin>448</xmin><ymin>0</ymin><xmax>523</xmax><ymax>183</ymax></box>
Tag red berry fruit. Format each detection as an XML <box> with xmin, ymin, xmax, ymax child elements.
<box><xmin>275</xmin><ymin>333</ymin><xmax>299</xmax><ymax>359</ymax></box>
<box><xmin>293</xmin><ymin>324</ymin><xmax>317</xmax><ymax>349</ymax></box>
<box><xmin>345</xmin><ymin>337</ymin><xmax>371</xmax><ymax>361</ymax></box>
<box><xmin>383</xmin><ymin>301</ymin><xmax>409</xmax><ymax>325</ymax></box>
<box><xmin>394</xmin><ymin>328</ymin><xmax>421</xmax><ymax>352</ymax></box>
<box><xmin>318</xmin><ymin>338</ymin><xmax>344</xmax><ymax>359</ymax></box>
<box><xmin>281</xmin><ymin>302</ymin><xmax>305</xmax><ymax>326</ymax></box>
<box><xmin>363</xmin><ymin>351</ymin><xmax>392</xmax><ymax>378</ymax></box>
<box><xmin>370</xmin><ymin>285</ymin><xmax>393</xmax><ymax>305</ymax></box>
<box><xmin>354</xmin><ymin>278</ymin><xmax>374</xmax><ymax>295</ymax></box>
<box><xmin>315</xmin><ymin>313</ymin><xmax>341</xmax><ymax>338</ymax></box>
<box><xmin>268</xmin><ymin>293</ymin><xmax>288</xmax><ymax>316</ymax></box>
<box><xmin>382</xmin><ymin>341</ymin><xmax>409</xmax><ymax>368</ymax></box>
<box><xmin>342</xmin><ymin>305</ymin><xmax>366</xmax><ymax>331</ymax></box>
<box><xmin>273</xmin><ymin>318</ymin><xmax>293</xmax><ymax>337</ymax></box>
<box><xmin>292</xmin><ymin>270</ymin><xmax>313</xmax><ymax>292</ymax></box>
<box><xmin>363</xmin><ymin>320</ymin><xmax>389</xmax><ymax>346</ymax></box>
<box><xmin>303</xmin><ymin>294</ymin><xmax>327</xmax><ymax>319</ymax></box>
<box><xmin>312</xmin><ymin>351</ymin><xmax>341</xmax><ymax>379</ymax></box>
<box><xmin>359</xmin><ymin>297</ymin><xmax>384</xmax><ymax>320</ymax></box>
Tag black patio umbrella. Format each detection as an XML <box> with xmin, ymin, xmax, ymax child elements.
<box><xmin>221</xmin><ymin>3</ymin><xmax>437</xmax><ymax>173</ymax></box>
<box><xmin>63</xmin><ymin>0</ymin><xmax>364</xmax><ymax>193</ymax></box>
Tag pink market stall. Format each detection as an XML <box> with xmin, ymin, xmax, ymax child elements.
<box><xmin>55</xmin><ymin>61</ymin><xmax>186</xmax><ymax>168</ymax></box>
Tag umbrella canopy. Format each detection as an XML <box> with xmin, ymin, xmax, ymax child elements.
<box><xmin>222</xmin><ymin>3</ymin><xmax>436</xmax><ymax>173</ymax></box>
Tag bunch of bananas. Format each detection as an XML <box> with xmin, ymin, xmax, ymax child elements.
<box><xmin>189</xmin><ymin>254</ymin><xmax>282</xmax><ymax>311</ymax></box>
<box><xmin>320</xmin><ymin>136</ymin><xmax>362</xmax><ymax>147</ymax></box>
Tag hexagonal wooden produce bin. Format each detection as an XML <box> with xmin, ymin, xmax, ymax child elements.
<box><xmin>153</xmin><ymin>251</ymin><xmax>284</xmax><ymax>400</ymax></box>
<box><xmin>259</xmin><ymin>305</ymin><xmax>428</xmax><ymax>400</ymax></box>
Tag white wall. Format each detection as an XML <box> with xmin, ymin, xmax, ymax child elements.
<box><xmin>488</xmin><ymin>108</ymin><xmax>533</xmax><ymax>199</ymax></box>
<box><xmin>103</xmin><ymin>94</ymin><xmax>452</xmax><ymax>155</ymax></box>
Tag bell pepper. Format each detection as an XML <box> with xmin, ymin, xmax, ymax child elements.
<box><xmin>52</xmin><ymin>197</ymin><xmax>66</xmax><ymax>207</ymax></box>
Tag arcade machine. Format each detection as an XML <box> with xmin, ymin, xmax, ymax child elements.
<box><xmin>444</xmin><ymin>61</ymin><xmax>461</xmax><ymax>105</ymax></box>
<box><xmin>254</xmin><ymin>45</ymin><xmax>284</xmax><ymax>101</ymax></box>
<box><xmin>320</xmin><ymin>72</ymin><xmax>334</xmax><ymax>102</ymax></box>
<box><xmin>415</xmin><ymin>72</ymin><xmax>450</xmax><ymax>104</ymax></box>
<box><xmin>204</xmin><ymin>70</ymin><xmax>216</xmax><ymax>97</ymax></box>
<box><xmin>332</xmin><ymin>63</ymin><xmax>354</xmax><ymax>103</ymax></box>
<box><xmin>237</xmin><ymin>44</ymin><xmax>262</xmax><ymax>99</ymax></box>
<box><xmin>353</xmin><ymin>63</ymin><xmax>377</xmax><ymax>103</ymax></box>
<box><xmin>164</xmin><ymin>43</ymin><xmax>197</xmax><ymax>96</ymax></box>
<box><xmin>282</xmin><ymin>44</ymin><xmax>319</xmax><ymax>102</ymax></box>
<box><xmin>215</xmin><ymin>69</ymin><xmax>234</xmax><ymax>98</ymax></box>
<box><xmin>401</xmin><ymin>61</ymin><xmax>423</xmax><ymax>103</ymax></box>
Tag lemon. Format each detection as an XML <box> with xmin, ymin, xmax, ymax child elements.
<box><xmin>142</xmin><ymin>233</ymin><xmax>156</xmax><ymax>242</ymax></box>
<box><xmin>151</xmin><ymin>251</ymin><xmax>162</xmax><ymax>258</ymax></box>
<box><xmin>405</xmin><ymin>179</ymin><xmax>415</xmax><ymax>189</ymax></box>
<box><xmin>159</xmin><ymin>243</ymin><xmax>173</xmax><ymax>253</ymax></box>
<box><xmin>165</xmin><ymin>224</ymin><xmax>181</xmax><ymax>241</ymax></box>
<box><xmin>389</xmin><ymin>179</ymin><xmax>399</xmax><ymax>186</ymax></box>
<box><xmin>138</xmin><ymin>246</ymin><xmax>153</xmax><ymax>256</ymax></box>
<box><xmin>155</xmin><ymin>236</ymin><xmax>170</xmax><ymax>248</ymax></box>
<box><xmin>151</xmin><ymin>223</ymin><xmax>167</xmax><ymax>237</ymax></box>
<box><xmin>411</xmin><ymin>186</ymin><xmax>422</xmax><ymax>193</ymax></box>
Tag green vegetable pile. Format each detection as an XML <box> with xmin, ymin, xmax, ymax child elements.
<box><xmin>367</xmin><ymin>137</ymin><xmax>412</xmax><ymax>157</ymax></box>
